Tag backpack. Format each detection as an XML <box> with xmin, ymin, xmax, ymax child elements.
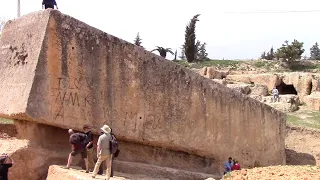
<box><xmin>109</xmin><ymin>133</ymin><xmax>119</xmax><ymax>155</ymax></box>
<box><xmin>82</xmin><ymin>133</ymin><xmax>89</xmax><ymax>146</ymax></box>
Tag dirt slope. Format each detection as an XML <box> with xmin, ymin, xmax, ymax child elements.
<box><xmin>223</xmin><ymin>166</ymin><xmax>320</xmax><ymax>180</ymax></box>
<box><xmin>286</xmin><ymin>125</ymin><xmax>320</xmax><ymax>166</ymax></box>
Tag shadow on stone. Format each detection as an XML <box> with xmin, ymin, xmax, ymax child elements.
<box><xmin>0</xmin><ymin>124</ymin><xmax>17</xmax><ymax>137</ymax></box>
<box><xmin>285</xmin><ymin>148</ymin><xmax>316</xmax><ymax>165</ymax></box>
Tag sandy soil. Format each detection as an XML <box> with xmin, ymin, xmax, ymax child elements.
<box><xmin>220</xmin><ymin>125</ymin><xmax>320</xmax><ymax>180</ymax></box>
<box><xmin>0</xmin><ymin>138</ymin><xmax>28</xmax><ymax>154</ymax></box>
<box><xmin>223</xmin><ymin>166</ymin><xmax>320</xmax><ymax>180</ymax></box>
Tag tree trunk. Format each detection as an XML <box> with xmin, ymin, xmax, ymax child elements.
<box><xmin>160</xmin><ymin>51</ymin><xmax>166</xmax><ymax>58</ymax></box>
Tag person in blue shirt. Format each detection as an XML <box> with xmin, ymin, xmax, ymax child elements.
<box><xmin>42</xmin><ymin>0</ymin><xmax>58</xmax><ymax>9</ymax></box>
<box><xmin>224</xmin><ymin>157</ymin><xmax>234</xmax><ymax>174</ymax></box>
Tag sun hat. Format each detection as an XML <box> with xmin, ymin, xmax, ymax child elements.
<box><xmin>100</xmin><ymin>125</ymin><xmax>111</xmax><ymax>134</ymax></box>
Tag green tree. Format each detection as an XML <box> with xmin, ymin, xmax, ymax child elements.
<box><xmin>134</xmin><ymin>32</ymin><xmax>142</xmax><ymax>47</ymax></box>
<box><xmin>184</xmin><ymin>14</ymin><xmax>200</xmax><ymax>63</ymax></box>
<box><xmin>151</xmin><ymin>46</ymin><xmax>174</xmax><ymax>58</ymax></box>
<box><xmin>310</xmin><ymin>42</ymin><xmax>320</xmax><ymax>60</ymax></box>
<box><xmin>261</xmin><ymin>51</ymin><xmax>266</xmax><ymax>59</ymax></box>
<box><xmin>260</xmin><ymin>47</ymin><xmax>274</xmax><ymax>60</ymax></box>
<box><xmin>275</xmin><ymin>39</ymin><xmax>305</xmax><ymax>62</ymax></box>
<box><xmin>266</xmin><ymin>46</ymin><xmax>274</xmax><ymax>60</ymax></box>
<box><xmin>179</xmin><ymin>45</ymin><xmax>186</xmax><ymax>60</ymax></box>
<box><xmin>197</xmin><ymin>41</ymin><xmax>209</xmax><ymax>61</ymax></box>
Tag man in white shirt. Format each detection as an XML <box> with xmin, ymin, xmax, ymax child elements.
<box><xmin>272</xmin><ymin>87</ymin><xmax>280</xmax><ymax>102</ymax></box>
<box><xmin>92</xmin><ymin>125</ymin><xmax>112</xmax><ymax>180</ymax></box>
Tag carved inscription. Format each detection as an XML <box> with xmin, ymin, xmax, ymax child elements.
<box><xmin>51</xmin><ymin>76</ymin><xmax>94</xmax><ymax>120</ymax></box>
<box><xmin>55</xmin><ymin>77</ymin><xmax>93</xmax><ymax>91</ymax></box>
<box><xmin>50</xmin><ymin>76</ymin><xmax>163</xmax><ymax>129</ymax></box>
<box><xmin>54</xmin><ymin>91</ymin><xmax>92</xmax><ymax>107</ymax></box>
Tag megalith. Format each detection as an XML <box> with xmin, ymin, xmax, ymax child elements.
<box><xmin>0</xmin><ymin>9</ymin><xmax>286</xmax><ymax>175</ymax></box>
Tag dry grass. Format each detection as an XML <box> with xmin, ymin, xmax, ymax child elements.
<box><xmin>287</xmin><ymin>110</ymin><xmax>320</xmax><ymax>130</ymax></box>
<box><xmin>0</xmin><ymin>118</ymin><xmax>14</xmax><ymax>124</ymax></box>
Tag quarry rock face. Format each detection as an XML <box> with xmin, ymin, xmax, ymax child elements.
<box><xmin>226</xmin><ymin>73</ymin><xmax>320</xmax><ymax>103</ymax></box>
<box><xmin>0</xmin><ymin>9</ymin><xmax>286</xmax><ymax>175</ymax></box>
<box><xmin>227</xmin><ymin>74</ymin><xmax>281</xmax><ymax>91</ymax></box>
<box><xmin>304</xmin><ymin>94</ymin><xmax>320</xmax><ymax>111</ymax></box>
<box><xmin>199</xmin><ymin>67</ymin><xmax>229</xmax><ymax>79</ymax></box>
<box><xmin>249</xmin><ymin>84</ymin><xmax>269</xmax><ymax>96</ymax></box>
<box><xmin>263</xmin><ymin>95</ymin><xmax>300</xmax><ymax>112</ymax></box>
<box><xmin>227</xmin><ymin>84</ymin><xmax>251</xmax><ymax>95</ymax></box>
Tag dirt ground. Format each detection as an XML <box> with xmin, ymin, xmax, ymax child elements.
<box><xmin>0</xmin><ymin>124</ymin><xmax>16</xmax><ymax>139</ymax></box>
<box><xmin>223</xmin><ymin>166</ymin><xmax>320</xmax><ymax>180</ymax></box>
<box><xmin>221</xmin><ymin>125</ymin><xmax>320</xmax><ymax>180</ymax></box>
<box><xmin>0</xmin><ymin>138</ymin><xmax>28</xmax><ymax>154</ymax></box>
<box><xmin>285</xmin><ymin>125</ymin><xmax>320</xmax><ymax>166</ymax></box>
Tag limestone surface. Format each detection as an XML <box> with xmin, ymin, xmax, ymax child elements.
<box><xmin>0</xmin><ymin>9</ymin><xmax>286</xmax><ymax>172</ymax></box>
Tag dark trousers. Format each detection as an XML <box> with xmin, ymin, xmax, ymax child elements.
<box><xmin>44</xmin><ymin>4</ymin><xmax>54</xmax><ymax>9</ymax></box>
<box><xmin>111</xmin><ymin>156</ymin><xmax>114</xmax><ymax>177</ymax></box>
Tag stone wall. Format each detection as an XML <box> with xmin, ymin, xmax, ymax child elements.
<box><xmin>0</xmin><ymin>9</ymin><xmax>286</xmax><ymax>173</ymax></box>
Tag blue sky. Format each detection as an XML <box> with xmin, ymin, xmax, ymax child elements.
<box><xmin>1</xmin><ymin>0</ymin><xmax>320</xmax><ymax>60</ymax></box>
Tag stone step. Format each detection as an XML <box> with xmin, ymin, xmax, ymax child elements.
<box><xmin>47</xmin><ymin>160</ymin><xmax>221</xmax><ymax>180</ymax></box>
<box><xmin>113</xmin><ymin>160</ymin><xmax>221</xmax><ymax>180</ymax></box>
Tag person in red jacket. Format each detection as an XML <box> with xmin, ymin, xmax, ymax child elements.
<box><xmin>231</xmin><ymin>160</ymin><xmax>241</xmax><ymax>171</ymax></box>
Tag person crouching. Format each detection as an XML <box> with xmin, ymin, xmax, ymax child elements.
<box><xmin>66</xmin><ymin>129</ymin><xmax>89</xmax><ymax>173</ymax></box>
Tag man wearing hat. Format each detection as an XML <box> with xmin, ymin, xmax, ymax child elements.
<box><xmin>92</xmin><ymin>125</ymin><xmax>112</xmax><ymax>180</ymax></box>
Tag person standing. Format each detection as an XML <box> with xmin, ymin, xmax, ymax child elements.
<box><xmin>92</xmin><ymin>125</ymin><xmax>112</xmax><ymax>180</ymax></box>
<box><xmin>0</xmin><ymin>154</ymin><xmax>13</xmax><ymax>180</ymax></box>
<box><xmin>66</xmin><ymin>129</ymin><xmax>89</xmax><ymax>173</ymax></box>
<box><xmin>272</xmin><ymin>87</ymin><xmax>280</xmax><ymax>102</ymax></box>
<box><xmin>83</xmin><ymin>125</ymin><xmax>94</xmax><ymax>172</ymax></box>
<box><xmin>42</xmin><ymin>0</ymin><xmax>58</xmax><ymax>9</ymax></box>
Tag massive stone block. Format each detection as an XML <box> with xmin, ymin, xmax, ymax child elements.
<box><xmin>0</xmin><ymin>9</ymin><xmax>286</xmax><ymax>171</ymax></box>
